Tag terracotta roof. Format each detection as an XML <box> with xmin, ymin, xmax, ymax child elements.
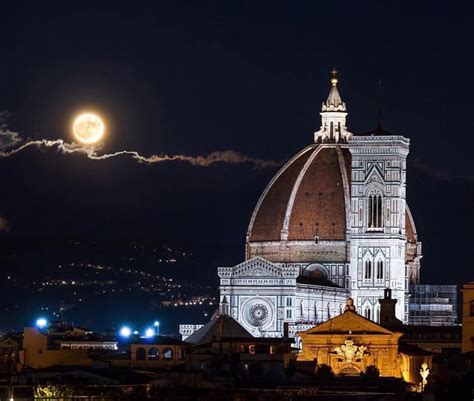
<box><xmin>184</xmin><ymin>315</ymin><xmax>252</xmax><ymax>346</ymax></box>
<box><xmin>249</xmin><ymin>147</ymin><xmax>313</xmax><ymax>241</ymax></box>
<box><xmin>405</xmin><ymin>205</ymin><xmax>418</xmax><ymax>243</ymax></box>
<box><xmin>247</xmin><ymin>144</ymin><xmax>418</xmax><ymax>248</ymax></box>
<box><xmin>248</xmin><ymin>144</ymin><xmax>350</xmax><ymax>243</ymax></box>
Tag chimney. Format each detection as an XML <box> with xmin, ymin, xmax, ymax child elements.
<box><xmin>379</xmin><ymin>288</ymin><xmax>402</xmax><ymax>327</ymax></box>
<box><xmin>283</xmin><ymin>322</ymin><xmax>289</xmax><ymax>339</ymax></box>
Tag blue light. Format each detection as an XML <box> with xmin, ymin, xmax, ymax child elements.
<box><xmin>144</xmin><ymin>328</ymin><xmax>155</xmax><ymax>338</ymax></box>
<box><xmin>36</xmin><ymin>318</ymin><xmax>48</xmax><ymax>329</ymax></box>
<box><xmin>119</xmin><ymin>326</ymin><xmax>132</xmax><ymax>338</ymax></box>
<box><xmin>153</xmin><ymin>320</ymin><xmax>160</xmax><ymax>327</ymax></box>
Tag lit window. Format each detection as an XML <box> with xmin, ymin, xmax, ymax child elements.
<box><xmin>368</xmin><ymin>194</ymin><xmax>383</xmax><ymax>229</ymax></box>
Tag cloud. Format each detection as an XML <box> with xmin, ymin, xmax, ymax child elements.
<box><xmin>410</xmin><ymin>158</ymin><xmax>474</xmax><ymax>183</ymax></box>
<box><xmin>0</xmin><ymin>138</ymin><xmax>280</xmax><ymax>169</ymax></box>
<box><xmin>0</xmin><ymin>111</ymin><xmax>281</xmax><ymax>168</ymax></box>
<box><xmin>0</xmin><ymin>111</ymin><xmax>22</xmax><ymax>150</ymax></box>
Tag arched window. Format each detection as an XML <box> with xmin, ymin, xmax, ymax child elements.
<box><xmin>375</xmin><ymin>308</ymin><xmax>380</xmax><ymax>323</ymax></box>
<box><xmin>368</xmin><ymin>194</ymin><xmax>383</xmax><ymax>229</ymax></box>
<box><xmin>364</xmin><ymin>307</ymin><xmax>371</xmax><ymax>320</ymax></box>
<box><xmin>470</xmin><ymin>300</ymin><xmax>474</xmax><ymax>316</ymax></box>
<box><xmin>147</xmin><ymin>348</ymin><xmax>159</xmax><ymax>360</ymax></box>
<box><xmin>364</xmin><ymin>260</ymin><xmax>372</xmax><ymax>280</ymax></box>
<box><xmin>376</xmin><ymin>260</ymin><xmax>384</xmax><ymax>280</ymax></box>
<box><xmin>162</xmin><ymin>348</ymin><xmax>173</xmax><ymax>360</ymax></box>
<box><xmin>136</xmin><ymin>347</ymin><xmax>146</xmax><ymax>361</ymax></box>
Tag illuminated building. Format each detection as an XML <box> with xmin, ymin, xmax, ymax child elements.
<box><xmin>130</xmin><ymin>335</ymin><xmax>189</xmax><ymax>368</ymax></box>
<box><xmin>181</xmin><ymin>70</ymin><xmax>458</xmax><ymax>339</ymax></box>
<box><xmin>461</xmin><ymin>282</ymin><xmax>474</xmax><ymax>353</ymax></box>
<box><xmin>297</xmin><ymin>297</ymin><xmax>432</xmax><ymax>384</ymax></box>
<box><xmin>20</xmin><ymin>323</ymin><xmax>117</xmax><ymax>369</ymax></box>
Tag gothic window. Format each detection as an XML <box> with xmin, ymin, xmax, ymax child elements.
<box><xmin>368</xmin><ymin>193</ymin><xmax>383</xmax><ymax>230</ymax></box>
<box><xmin>470</xmin><ymin>300</ymin><xmax>474</xmax><ymax>317</ymax></box>
<box><xmin>376</xmin><ymin>260</ymin><xmax>384</xmax><ymax>280</ymax></box>
<box><xmin>286</xmin><ymin>309</ymin><xmax>292</xmax><ymax>319</ymax></box>
<box><xmin>375</xmin><ymin>308</ymin><xmax>380</xmax><ymax>323</ymax></box>
<box><xmin>286</xmin><ymin>297</ymin><xmax>293</xmax><ymax>307</ymax></box>
<box><xmin>364</xmin><ymin>306</ymin><xmax>371</xmax><ymax>320</ymax></box>
<box><xmin>364</xmin><ymin>260</ymin><xmax>372</xmax><ymax>280</ymax></box>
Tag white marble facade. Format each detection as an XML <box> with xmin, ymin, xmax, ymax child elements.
<box><xmin>180</xmin><ymin>72</ymin><xmax>421</xmax><ymax>339</ymax></box>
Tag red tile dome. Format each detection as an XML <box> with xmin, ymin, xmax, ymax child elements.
<box><xmin>245</xmin><ymin>143</ymin><xmax>418</xmax><ymax>263</ymax></box>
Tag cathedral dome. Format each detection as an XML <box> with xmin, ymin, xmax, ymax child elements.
<box><xmin>246</xmin><ymin>142</ymin><xmax>352</xmax><ymax>263</ymax></box>
<box><xmin>245</xmin><ymin>71</ymin><xmax>419</xmax><ymax>264</ymax></box>
<box><xmin>246</xmin><ymin>143</ymin><xmax>418</xmax><ymax>263</ymax></box>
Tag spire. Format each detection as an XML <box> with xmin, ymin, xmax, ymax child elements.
<box><xmin>323</xmin><ymin>68</ymin><xmax>345</xmax><ymax>111</ymax></box>
<box><xmin>314</xmin><ymin>69</ymin><xmax>352</xmax><ymax>143</ymax></box>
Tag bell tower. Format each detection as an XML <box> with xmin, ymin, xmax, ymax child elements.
<box><xmin>348</xmin><ymin>129</ymin><xmax>410</xmax><ymax>323</ymax></box>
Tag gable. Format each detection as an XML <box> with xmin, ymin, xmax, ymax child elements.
<box><xmin>231</xmin><ymin>257</ymin><xmax>285</xmax><ymax>278</ymax></box>
<box><xmin>300</xmin><ymin>311</ymin><xmax>395</xmax><ymax>336</ymax></box>
<box><xmin>365</xmin><ymin>164</ymin><xmax>385</xmax><ymax>187</ymax></box>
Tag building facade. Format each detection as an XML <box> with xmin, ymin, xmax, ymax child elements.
<box><xmin>180</xmin><ymin>71</ymin><xmax>463</xmax><ymax>339</ymax></box>
<box><xmin>409</xmin><ymin>285</ymin><xmax>458</xmax><ymax>326</ymax></box>
<box><xmin>209</xmin><ymin>71</ymin><xmax>422</xmax><ymax>338</ymax></box>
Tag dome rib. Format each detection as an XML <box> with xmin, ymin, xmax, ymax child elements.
<box><xmin>246</xmin><ymin>146</ymin><xmax>314</xmax><ymax>242</ymax></box>
<box><xmin>287</xmin><ymin>145</ymin><xmax>348</xmax><ymax>241</ymax></box>
<box><xmin>281</xmin><ymin>146</ymin><xmax>322</xmax><ymax>240</ymax></box>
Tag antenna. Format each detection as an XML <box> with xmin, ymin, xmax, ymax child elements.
<box><xmin>377</xmin><ymin>80</ymin><xmax>383</xmax><ymax>131</ymax></box>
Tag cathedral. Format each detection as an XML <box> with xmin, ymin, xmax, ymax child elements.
<box><xmin>183</xmin><ymin>70</ymin><xmax>423</xmax><ymax>339</ymax></box>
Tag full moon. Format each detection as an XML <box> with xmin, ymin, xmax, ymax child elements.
<box><xmin>73</xmin><ymin>113</ymin><xmax>105</xmax><ymax>145</ymax></box>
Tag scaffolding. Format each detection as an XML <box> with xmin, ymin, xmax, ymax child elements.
<box><xmin>408</xmin><ymin>285</ymin><xmax>458</xmax><ymax>326</ymax></box>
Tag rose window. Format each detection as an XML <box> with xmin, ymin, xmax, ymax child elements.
<box><xmin>249</xmin><ymin>303</ymin><xmax>269</xmax><ymax>326</ymax></box>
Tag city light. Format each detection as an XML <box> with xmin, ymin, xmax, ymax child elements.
<box><xmin>154</xmin><ymin>320</ymin><xmax>160</xmax><ymax>327</ymax></box>
<box><xmin>35</xmin><ymin>318</ymin><xmax>48</xmax><ymax>329</ymax></box>
<box><xmin>144</xmin><ymin>327</ymin><xmax>155</xmax><ymax>338</ymax></box>
<box><xmin>119</xmin><ymin>326</ymin><xmax>132</xmax><ymax>338</ymax></box>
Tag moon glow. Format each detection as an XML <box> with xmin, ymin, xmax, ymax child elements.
<box><xmin>73</xmin><ymin>113</ymin><xmax>105</xmax><ymax>144</ymax></box>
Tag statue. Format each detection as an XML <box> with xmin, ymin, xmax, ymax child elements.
<box><xmin>344</xmin><ymin>298</ymin><xmax>356</xmax><ymax>312</ymax></box>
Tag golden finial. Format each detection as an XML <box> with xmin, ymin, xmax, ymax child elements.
<box><xmin>330</xmin><ymin>68</ymin><xmax>338</xmax><ymax>86</ymax></box>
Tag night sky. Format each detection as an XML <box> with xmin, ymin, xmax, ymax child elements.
<box><xmin>0</xmin><ymin>2</ymin><xmax>473</xmax><ymax>287</ymax></box>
